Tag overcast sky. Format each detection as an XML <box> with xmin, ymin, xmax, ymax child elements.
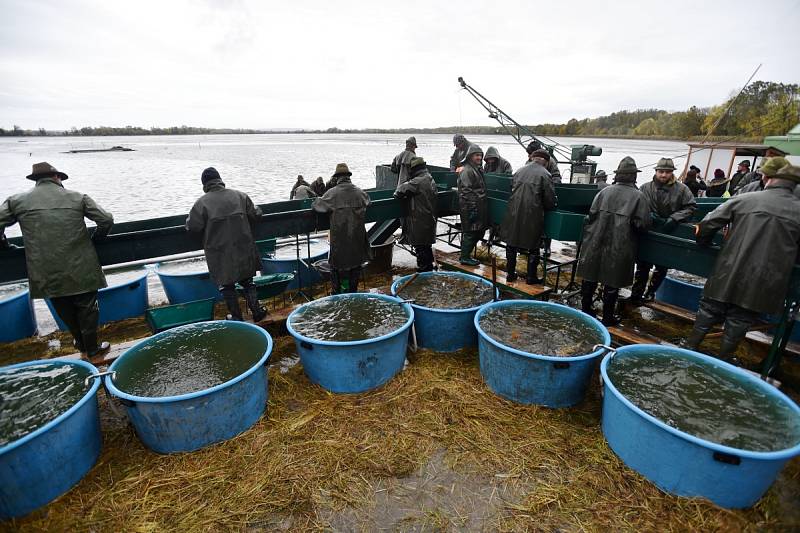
<box><xmin>1</xmin><ymin>0</ymin><xmax>799</xmax><ymax>131</ymax></box>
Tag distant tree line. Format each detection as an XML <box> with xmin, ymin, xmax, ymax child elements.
<box><xmin>2</xmin><ymin>81</ymin><xmax>797</xmax><ymax>140</ymax></box>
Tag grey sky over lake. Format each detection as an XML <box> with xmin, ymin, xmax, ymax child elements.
<box><xmin>1</xmin><ymin>0</ymin><xmax>799</xmax><ymax>131</ymax></box>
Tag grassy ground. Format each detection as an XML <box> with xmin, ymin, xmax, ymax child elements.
<box><xmin>2</xmin><ymin>264</ymin><xmax>799</xmax><ymax>531</ymax></box>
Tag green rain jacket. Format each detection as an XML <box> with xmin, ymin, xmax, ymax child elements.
<box><xmin>576</xmin><ymin>181</ymin><xmax>652</xmax><ymax>288</ymax></box>
<box><xmin>395</xmin><ymin>168</ymin><xmax>437</xmax><ymax>246</ymax></box>
<box><xmin>186</xmin><ymin>178</ymin><xmax>263</xmax><ymax>286</ymax></box>
<box><xmin>500</xmin><ymin>161</ymin><xmax>557</xmax><ymax>250</ymax></box>
<box><xmin>483</xmin><ymin>147</ymin><xmax>513</xmax><ymax>174</ymax></box>
<box><xmin>391</xmin><ymin>149</ymin><xmax>416</xmax><ymax>187</ymax></box>
<box><xmin>639</xmin><ymin>177</ymin><xmax>696</xmax><ymax>222</ymax></box>
<box><xmin>312</xmin><ymin>177</ymin><xmax>372</xmax><ymax>270</ymax></box>
<box><xmin>457</xmin><ymin>146</ymin><xmax>489</xmax><ymax>233</ymax></box>
<box><xmin>696</xmin><ymin>182</ymin><xmax>800</xmax><ymax>314</ymax></box>
<box><xmin>0</xmin><ymin>177</ymin><xmax>113</xmax><ymax>298</ymax></box>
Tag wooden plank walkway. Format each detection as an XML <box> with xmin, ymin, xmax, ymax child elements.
<box><xmin>607</xmin><ymin>325</ymin><xmax>672</xmax><ymax>347</ymax></box>
<box><xmin>435</xmin><ymin>250</ymin><xmax>552</xmax><ymax>300</ymax></box>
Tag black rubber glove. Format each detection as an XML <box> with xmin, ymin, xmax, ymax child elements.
<box><xmin>662</xmin><ymin>218</ymin><xmax>678</xmax><ymax>233</ymax></box>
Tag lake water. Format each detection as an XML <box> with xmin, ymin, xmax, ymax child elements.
<box><xmin>0</xmin><ymin>133</ymin><xmax>687</xmax><ymax>336</ymax></box>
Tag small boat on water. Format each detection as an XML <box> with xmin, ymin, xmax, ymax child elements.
<box><xmin>63</xmin><ymin>145</ymin><xmax>134</xmax><ymax>154</ymax></box>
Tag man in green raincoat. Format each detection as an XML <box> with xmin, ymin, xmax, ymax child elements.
<box><xmin>686</xmin><ymin>164</ymin><xmax>800</xmax><ymax>364</ymax></box>
<box><xmin>0</xmin><ymin>162</ymin><xmax>114</xmax><ymax>357</ymax></box>
<box><xmin>391</xmin><ymin>136</ymin><xmax>417</xmax><ymax>187</ymax></box>
<box><xmin>483</xmin><ymin>146</ymin><xmax>513</xmax><ymax>174</ymax></box>
<box><xmin>394</xmin><ymin>157</ymin><xmax>437</xmax><ymax>272</ymax></box>
<box><xmin>457</xmin><ymin>144</ymin><xmax>488</xmax><ymax>266</ymax></box>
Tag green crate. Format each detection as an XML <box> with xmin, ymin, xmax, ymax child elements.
<box><xmin>237</xmin><ymin>273</ymin><xmax>295</xmax><ymax>300</ymax></box>
<box><xmin>145</xmin><ymin>298</ymin><xmax>216</xmax><ymax>333</ymax></box>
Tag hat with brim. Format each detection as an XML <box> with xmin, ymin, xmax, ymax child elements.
<box><xmin>27</xmin><ymin>161</ymin><xmax>68</xmax><ymax>181</ymax></box>
<box><xmin>332</xmin><ymin>163</ymin><xmax>352</xmax><ymax>178</ymax></box>
<box><xmin>760</xmin><ymin>157</ymin><xmax>789</xmax><ymax>178</ymax></box>
<box><xmin>614</xmin><ymin>156</ymin><xmax>641</xmax><ymax>174</ymax></box>
<box><xmin>531</xmin><ymin>148</ymin><xmax>551</xmax><ymax>162</ymax></box>
<box><xmin>654</xmin><ymin>157</ymin><xmax>676</xmax><ymax>171</ymax></box>
<box><xmin>595</xmin><ymin>170</ymin><xmax>607</xmax><ymax>179</ymax></box>
<box><xmin>774</xmin><ymin>164</ymin><xmax>800</xmax><ymax>183</ymax></box>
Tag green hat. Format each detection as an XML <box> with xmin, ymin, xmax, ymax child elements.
<box><xmin>27</xmin><ymin>161</ymin><xmax>68</xmax><ymax>181</ymax></box>
<box><xmin>775</xmin><ymin>164</ymin><xmax>800</xmax><ymax>183</ymax></box>
<box><xmin>760</xmin><ymin>157</ymin><xmax>789</xmax><ymax>178</ymax></box>
<box><xmin>332</xmin><ymin>163</ymin><xmax>352</xmax><ymax>178</ymax></box>
<box><xmin>409</xmin><ymin>156</ymin><xmax>426</xmax><ymax>172</ymax></box>
<box><xmin>614</xmin><ymin>156</ymin><xmax>641</xmax><ymax>174</ymax></box>
<box><xmin>654</xmin><ymin>157</ymin><xmax>676</xmax><ymax>171</ymax></box>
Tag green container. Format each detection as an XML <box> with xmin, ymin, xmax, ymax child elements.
<box><xmin>145</xmin><ymin>298</ymin><xmax>216</xmax><ymax>333</ymax></box>
<box><xmin>238</xmin><ymin>273</ymin><xmax>295</xmax><ymax>300</ymax></box>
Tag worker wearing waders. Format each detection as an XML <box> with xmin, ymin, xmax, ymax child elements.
<box><xmin>312</xmin><ymin>163</ymin><xmax>371</xmax><ymax>293</ymax></box>
<box><xmin>628</xmin><ymin>158</ymin><xmax>696</xmax><ymax>304</ymax></box>
<box><xmin>186</xmin><ymin>167</ymin><xmax>267</xmax><ymax>322</ymax></box>
<box><xmin>686</xmin><ymin>164</ymin><xmax>800</xmax><ymax>365</ymax></box>
<box><xmin>499</xmin><ymin>148</ymin><xmax>557</xmax><ymax>284</ymax></box>
<box><xmin>483</xmin><ymin>146</ymin><xmax>513</xmax><ymax>174</ymax></box>
<box><xmin>450</xmin><ymin>134</ymin><xmax>471</xmax><ymax>171</ymax></box>
<box><xmin>0</xmin><ymin>162</ymin><xmax>114</xmax><ymax>358</ymax></box>
<box><xmin>457</xmin><ymin>144</ymin><xmax>489</xmax><ymax>266</ymax></box>
<box><xmin>577</xmin><ymin>157</ymin><xmax>652</xmax><ymax>326</ymax></box>
<box><xmin>394</xmin><ymin>157</ymin><xmax>437</xmax><ymax>272</ymax></box>
<box><xmin>391</xmin><ymin>136</ymin><xmax>417</xmax><ymax>187</ymax></box>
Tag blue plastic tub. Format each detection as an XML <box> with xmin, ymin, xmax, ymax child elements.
<box><xmin>475</xmin><ymin>300</ymin><xmax>610</xmax><ymax>407</ymax></box>
<box><xmin>654</xmin><ymin>275</ymin><xmax>702</xmax><ymax>312</ymax></box>
<box><xmin>0</xmin><ymin>359</ymin><xmax>102</xmax><ymax>519</ymax></box>
<box><xmin>0</xmin><ymin>288</ymin><xmax>38</xmax><ymax>343</ymax></box>
<box><xmin>601</xmin><ymin>344</ymin><xmax>800</xmax><ymax>508</ymax></box>
<box><xmin>104</xmin><ymin>321</ymin><xmax>272</xmax><ymax>453</ymax></box>
<box><xmin>286</xmin><ymin>293</ymin><xmax>414</xmax><ymax>393</ymax></box>
<box><xmin>261</xmin><ymin>241</ymin><xmax>328</xmax><ymax>289</ymax></box>
<box><xmin>155</xmin><ymin>263</ymin><xmax>222</xmax><ymax>304</ymax></box>
<box><xmin>391</xmin><ymin>272</ymin><xmax>497</xmax><ymax>352</ymax></box>
<box><xmin>45</xmin><ymin>270</ymin><xmax>149</xmax><ymax>331</ymax></box>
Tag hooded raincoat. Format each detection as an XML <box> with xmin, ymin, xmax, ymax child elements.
<box><xmin>696</xmin><ymin>182</ymin><xmax>800</xmax><ymax>314</ymax></box>
<box><xmin>186</xmin><ymin>178</ymin><xmax>263</xmax><ymax>286</ymax></box>
<box><xmin>576</xmin><ymin>181</ymin><xmax>652</xmax><ymax>288</ymax></box>
<box><xmin>639</xmin><ymin>176</ymin><xmax>696</xmax><ymax>222</ymax></box>
<box><xmin>312</xmin><ymin>177</ymin><xmax>372</xmax><ymax>270</ymax></box>
<box><xmin>391</xmin><ymin>148</ymin><xmax>416</xmax><ymax>187</ymax></box>
<box><xmin>0</xmin><ymin>177</ymin><xmax>113</xmax><ymax>298</ymax></box>
<box><xmin>499</xmin><ymin>161</ymin><xmax>557</xmax><ymax>250</ymax></box>
<box><xmin>457</xmin><ymin>145</ymin><xmax>489</xmax><ymax>232</ymax></box>
<box><xmin>483</xmin><ymin>147</ymin><xmax>513</xmax><ymax>174</ymax></box>
<box><xmin>395</xmin><ymin>168</ymin><xmax>437</xmax><ymax>246</ymax></box>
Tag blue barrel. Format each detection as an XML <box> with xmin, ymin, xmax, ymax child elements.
<box><xmin>475</xmin><ymin>300</ymin><xmax>610</xmax><ymax>407</ymax></box>
<box><xmin>601</xmin><ymin>344</ymin><xmax>800</xmax><ymax>508</ymax></box>
<box><xmin>391</xmin><ymin>272</ymin><xmax>497</xmax><ymax>352</ymax></box>
<box><xmin>104</xmin><ymin>321</ymin><xmax>272</xmax><ymax>453</ymax></box>
<box><xmin>286</xmin><ymin>293</ymin><xmax>413</xmax><ymax>393</ymax></box>
<box><xmin>654</xmin><ymin>276</ymin><xmax>702</xmax><ymax>312</ymax></box>
<box><xmin>0</xmin><ymin>289</ymin><xmax>37</xmax><ymax>342</ymax></box>
<box><xmin>45</xmin><ymin>270</ymin><xmax>150</xmax><ymax>331</ymax></box>
<box><xmin>155</xmin><ymin>263</ymin><xmax>222</xmax><ymax>304</ymax></box>
<box><xmin>0</xmin><ymin>359</ymin><xmax>102</xmax><ymax>519</ymax></box>
<box><xmin>261</xmin><ymin>242</ymin><xmax>328</xmax><ymax>289</ymax></box>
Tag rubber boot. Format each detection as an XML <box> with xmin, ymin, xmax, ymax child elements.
<box><xmin>628</xmin><ymin>264</ymin><xmax>649</xmax><ymax>304</ymax></box>
<box><xmin>244</xmin><ymin>286</ymin><xmax>268</xmax><ymax>322</ymax></box>
<box><xmin>718</xmin><ymin>335</ymin><xmax>743</xmax><ymax>366</ymax></box>
<box><xmin>347</xmin><ymin>268</ymin><xmax>361</xmax><ymax>293</ymax></box>
<box><xmin>222</xmin><ymin>287</ymin><xmax>243</xmax><ymax>321</ymax></box>
<box><xmin>505</xmin><ymin>248</ymin><xmax>517</xmax><ymax>283</ymax></box>
<box><xmin>459</xmin><ymin>231</ymin><xmax>480</xmax><ymax>266</ymax></box>
<box><xmin>601</xmin><ymin>287</ymin><xmax>621</xmax><ymax>327</ymax></box>
<box><xmin>526</xmin><ymin>254</ymin><xmax>543</xmax><ymax>285</ymax></box>
<box><xmin>645</xmin><ymin>266</ymin><xmax>668</xmax><ymax>300</ymax></box>
<box><xmin>580</xmin><ymin>281</ymin><xmax>597</xmax><ymax>317</ymax></box>
<box><xmin>684</xmin><ymin>328</ymin><xmax>707</xmax><ymax>351</ymax></box>
<box><xmin>76</xmin><ymin>292</ymin><xmax>108</xmax><ymax>357</ymax></box>
<box><xmin>330</xmin><ymin>269</ymin><xmax>342</xmax><ymax>295</ymax></box>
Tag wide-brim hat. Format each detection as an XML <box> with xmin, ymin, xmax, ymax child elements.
<box><xmin>595</xmin><ymin>170</ymin><xmax>608</xmax><ymax>179</ymax></box>
<box><xmin>332</xmin><ymin>162</ymin><xmax>352</xmax><ymax>178</ymax></box>
<box><xmin>760</xmin><ymin>157</ymin><xmax>789</xmax><ymax>178</ymax></box>
<box><xmin>27</xmin><ymin>161</ymin><xmax>68</xmax><ymax>181</ymax></box>
<box><xmin>614</xmin><ymin>156</ymin><xmax>641</xmax><ymax>174</ymax></box>
<box><xmin>775</xmin><ymin>164</ymin><xmax>800</xmax><ymax>183</ymax></box>
<box><xmin>654</xmin><ymin>157</ymin><xmax>676</xmax><ymax>171</ymax></box>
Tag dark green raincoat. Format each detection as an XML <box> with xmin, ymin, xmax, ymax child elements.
<box><xmin>391</xmin><ymin>149</ymin><xmax>415</xmax><ymax>187</ymax></box>
<box><xmin>499</xmin><ymin>161</ymin><xmax>557</xmax><ymax>250</ymax></box>
<box><xmin>457</xmin><ymin>146</ymin><xmax>489</xmax><ymax>232</ymax></box>
<box><xmin>697</xmin><ymin>182</ymin><xmax>800</xmax><ymax>314</ymax></box>
<box><xmin>576</xmin><ymin>182</ymin><xmax>652</xmax><ymax>288</ymax></box>
<box><xmin>186</xmin><ymin>178</ymin><xmax>263</xmax><ymax>286</ymax></box>
<box><xmin>639</xmin><ymin>177</ymin><xmax>696</xmax><ymax>222</ymax></box>
<box><xmin>395</xmin><ymin>168</ymin><xmax>437</xmax><ymax>246</ymax></box>
<box><xmin>0</xmin><ymin>177</ymin><xmax>113</xmax><ymax>298</ymax></box>
<box><xmin>483</xmin><ymin>147</ymin><xmax>513</xmax><ymax>174</ymax></box>
<box><xmin>312</xmin><ymin>177</ymin><xmax>372</xmax><ymax>270</ymax></box>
